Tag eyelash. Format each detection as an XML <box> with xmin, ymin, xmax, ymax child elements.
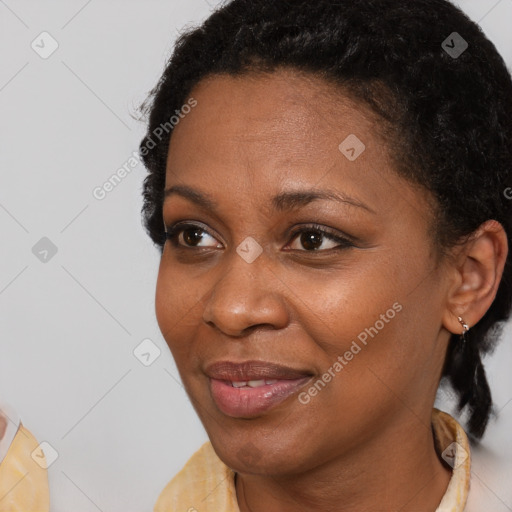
<box><xmin>164</xmin><ymin>222</ymin><xmax>355</xmax><ymax>252</ymax></box>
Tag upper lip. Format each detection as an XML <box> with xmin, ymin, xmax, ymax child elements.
<box><xmin>205</xmin><ymin>360</ymin><xmax>314</xmax><ymax>381</ymax></box>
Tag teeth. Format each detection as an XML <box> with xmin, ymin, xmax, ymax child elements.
<box><xmin>247</xmin><ymin>379</ymin><xmax>266</xmax><ymax>388</ymax></box>
<box><xmin>230</xmin><ymin>379</ymin><xmax>278</xmax><ymax>388</ymax></box>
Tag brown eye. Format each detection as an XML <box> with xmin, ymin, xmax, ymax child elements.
<box><xmin>164</xmin><ymin>222</ymin><xmax>354</xmax><ymax>253</ymax></box>
<box><xmin>165</xmin><ymin>223</ymin><xmax>221</xmax><ymax>248</ymax></box>
<box><xmin>287</xmin><ymin>225</ymin><xmax>354</xmax><ymax>252</ymax></box>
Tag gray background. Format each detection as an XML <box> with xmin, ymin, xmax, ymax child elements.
<box><xmin>0</xmin><ymin>1</ymin><xmax>511</xmax><ymax>510</ymax></box>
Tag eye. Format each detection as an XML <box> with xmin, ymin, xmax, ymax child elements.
<box><xmin>165</xmin><ymin>222</ymin><xmax>222</xmax><ymax>249</ymax></box>
<box><xmin>287</xmin><ymin>224</ymin><xmax>354</xmax><ymax>252</ymax></box>
<box><xmin>165</xmin><ymin>222</ymin><xmax>354</xmax><ymax>252</ymax></box>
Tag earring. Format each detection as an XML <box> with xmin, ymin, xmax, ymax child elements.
<box><xmin>457</xmin><ymin>316</ymin><xmax>469</xmax><ymax>343</ymax></box>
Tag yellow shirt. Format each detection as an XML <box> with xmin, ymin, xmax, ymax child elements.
<box><xmin>0</xmin><ymin>424</ymin><xmax>50</xmax><ymax>512</ymax></box>
<box><xmin>154</xmin><ymin>408</ymin><xmax>471</xmax><ymax>511</ymax></box>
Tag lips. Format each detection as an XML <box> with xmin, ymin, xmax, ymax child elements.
<box><xmin>205</xmin><ymin>360</ymin><xmax>313</xmax><ymax>380</ymax></box>
<box><xmin>205</xmin><ymin>360</ymin><xmax>313</xmax><ymax>418</ymax></box>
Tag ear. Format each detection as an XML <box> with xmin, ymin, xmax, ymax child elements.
<box><xmin>442</xmin><ymin>219</ymin><xmax>509</xmax><ymax>335</ymax></box>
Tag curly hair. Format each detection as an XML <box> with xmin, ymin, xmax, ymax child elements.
<box><xmin>138</xmin><ymin>0</ymin><xmax>512</xmax><ymax>441</ymax></box>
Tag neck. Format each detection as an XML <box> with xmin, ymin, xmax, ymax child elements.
<box><xmin>236</xmin><ymin>411</ymin><xmax>452</xmax><ymax>512</ymax></box>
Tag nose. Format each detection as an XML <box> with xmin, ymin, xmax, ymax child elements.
<box><xmin>202</xmin><ymin>248</ymin><xmax>290</xmax><ymax>337</ymax></box>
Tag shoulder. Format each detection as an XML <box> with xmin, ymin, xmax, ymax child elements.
<box><xmin>0</xmin><ymin>422</ymin><xmax>50</xmax><ymax>512</ymax></box>
<box><xmin>154</xmin><ymin>441</ymin><xmax>239</xmax><ymax>512</ymax></box>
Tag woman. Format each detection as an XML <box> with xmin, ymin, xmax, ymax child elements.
<box><xmin>138</xmin><ymin>0</ymin><xmax>512</xmax><ymax>510</ymax></box>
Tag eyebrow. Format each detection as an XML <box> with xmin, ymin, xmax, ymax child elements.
<box><xmin>164</xmin><ymin>184</ymin><xmax>376</xmax><ymax>214</ymax></box>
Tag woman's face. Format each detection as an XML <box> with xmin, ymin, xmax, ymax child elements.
<box><xmin>155</xmin><ymin>69</ymin><xmax>453</xmax><ymax>475</ymax></box>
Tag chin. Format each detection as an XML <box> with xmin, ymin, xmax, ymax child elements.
<box><xmin>205</xmin><ymin>419</ymin><xmax>318</xmax><ymax>476</ymax></box>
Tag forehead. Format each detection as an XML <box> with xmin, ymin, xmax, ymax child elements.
<box><xmin>163</xmin><ymin>69</ymin><xmax>431</xmax><ymax>227</ymax></box>
<box><xmin>169</xmin><ymin>69</ymin><xmax>383</xmax><ymax>158</ymax></box>
<box><xmin>167</xmin><ymin>71</ymin><xmax>390</xmax><ymax>190</ymax></box>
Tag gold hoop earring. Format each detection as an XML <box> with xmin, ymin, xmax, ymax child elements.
<box><xmin>457</xmin><ymin>316</ymin><xmax>469</xmax><ymax>343</ymax></box>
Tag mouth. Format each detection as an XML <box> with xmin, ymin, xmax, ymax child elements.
<box><xmin>205</xmin><ymin>360</ymin><xmax>314</xmax><ymax>418</ymax></box>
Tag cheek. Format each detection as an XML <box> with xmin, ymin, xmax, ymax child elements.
<box><xmin>291</xmin><ymin>257</ymin><xmax>431</xmax><ymax>396</ymax></box>
<box><xmin>306</xmin><ymin>276</ymin><xmax>442</xmax><ymax>427</ymax></box>
<box><xmin>155</xmin><ymin>256</ymin><xmax>204</xmax><ymax>349</ymax></box>
<box><xmin>155</xmin><ymin>263</ymin><xmax>175</xmax><ymax>337</ymax></box>
<box><xmin>291</xmin><ymin>307</ymin><xmax>420</xmax><ymax>452</ymax></box>
<box><xmin>281</xmin><ymin>256</ymin><xmax>403</xmax><ymax>347</ymax></box>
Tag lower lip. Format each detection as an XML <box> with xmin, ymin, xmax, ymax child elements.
<box><xmin>209</xmin><ymin>377</ymin><xmax>311</xmax><ymax>418</ymax></box>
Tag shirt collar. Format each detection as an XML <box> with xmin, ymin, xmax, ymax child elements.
<box><xmin>432</xmin><ymin>408</ymin><xmax>471</xmax><ymax>511</ymax></box>
<box><xmin>0</xmin><ymin>403</ymin><xmax>20</xmax><ymax>465</ymax></box>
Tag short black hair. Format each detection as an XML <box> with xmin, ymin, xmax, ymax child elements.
<box><xmin>138</xmin><ymin>0</ymin><xmax>512</xmax><ymax>441</ymax></box>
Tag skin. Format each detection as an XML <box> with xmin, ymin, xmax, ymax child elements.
<box><xmin>155</xmin><ymin>69</ymin><xmax>508</xmax><ymax>512</ymax></box>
